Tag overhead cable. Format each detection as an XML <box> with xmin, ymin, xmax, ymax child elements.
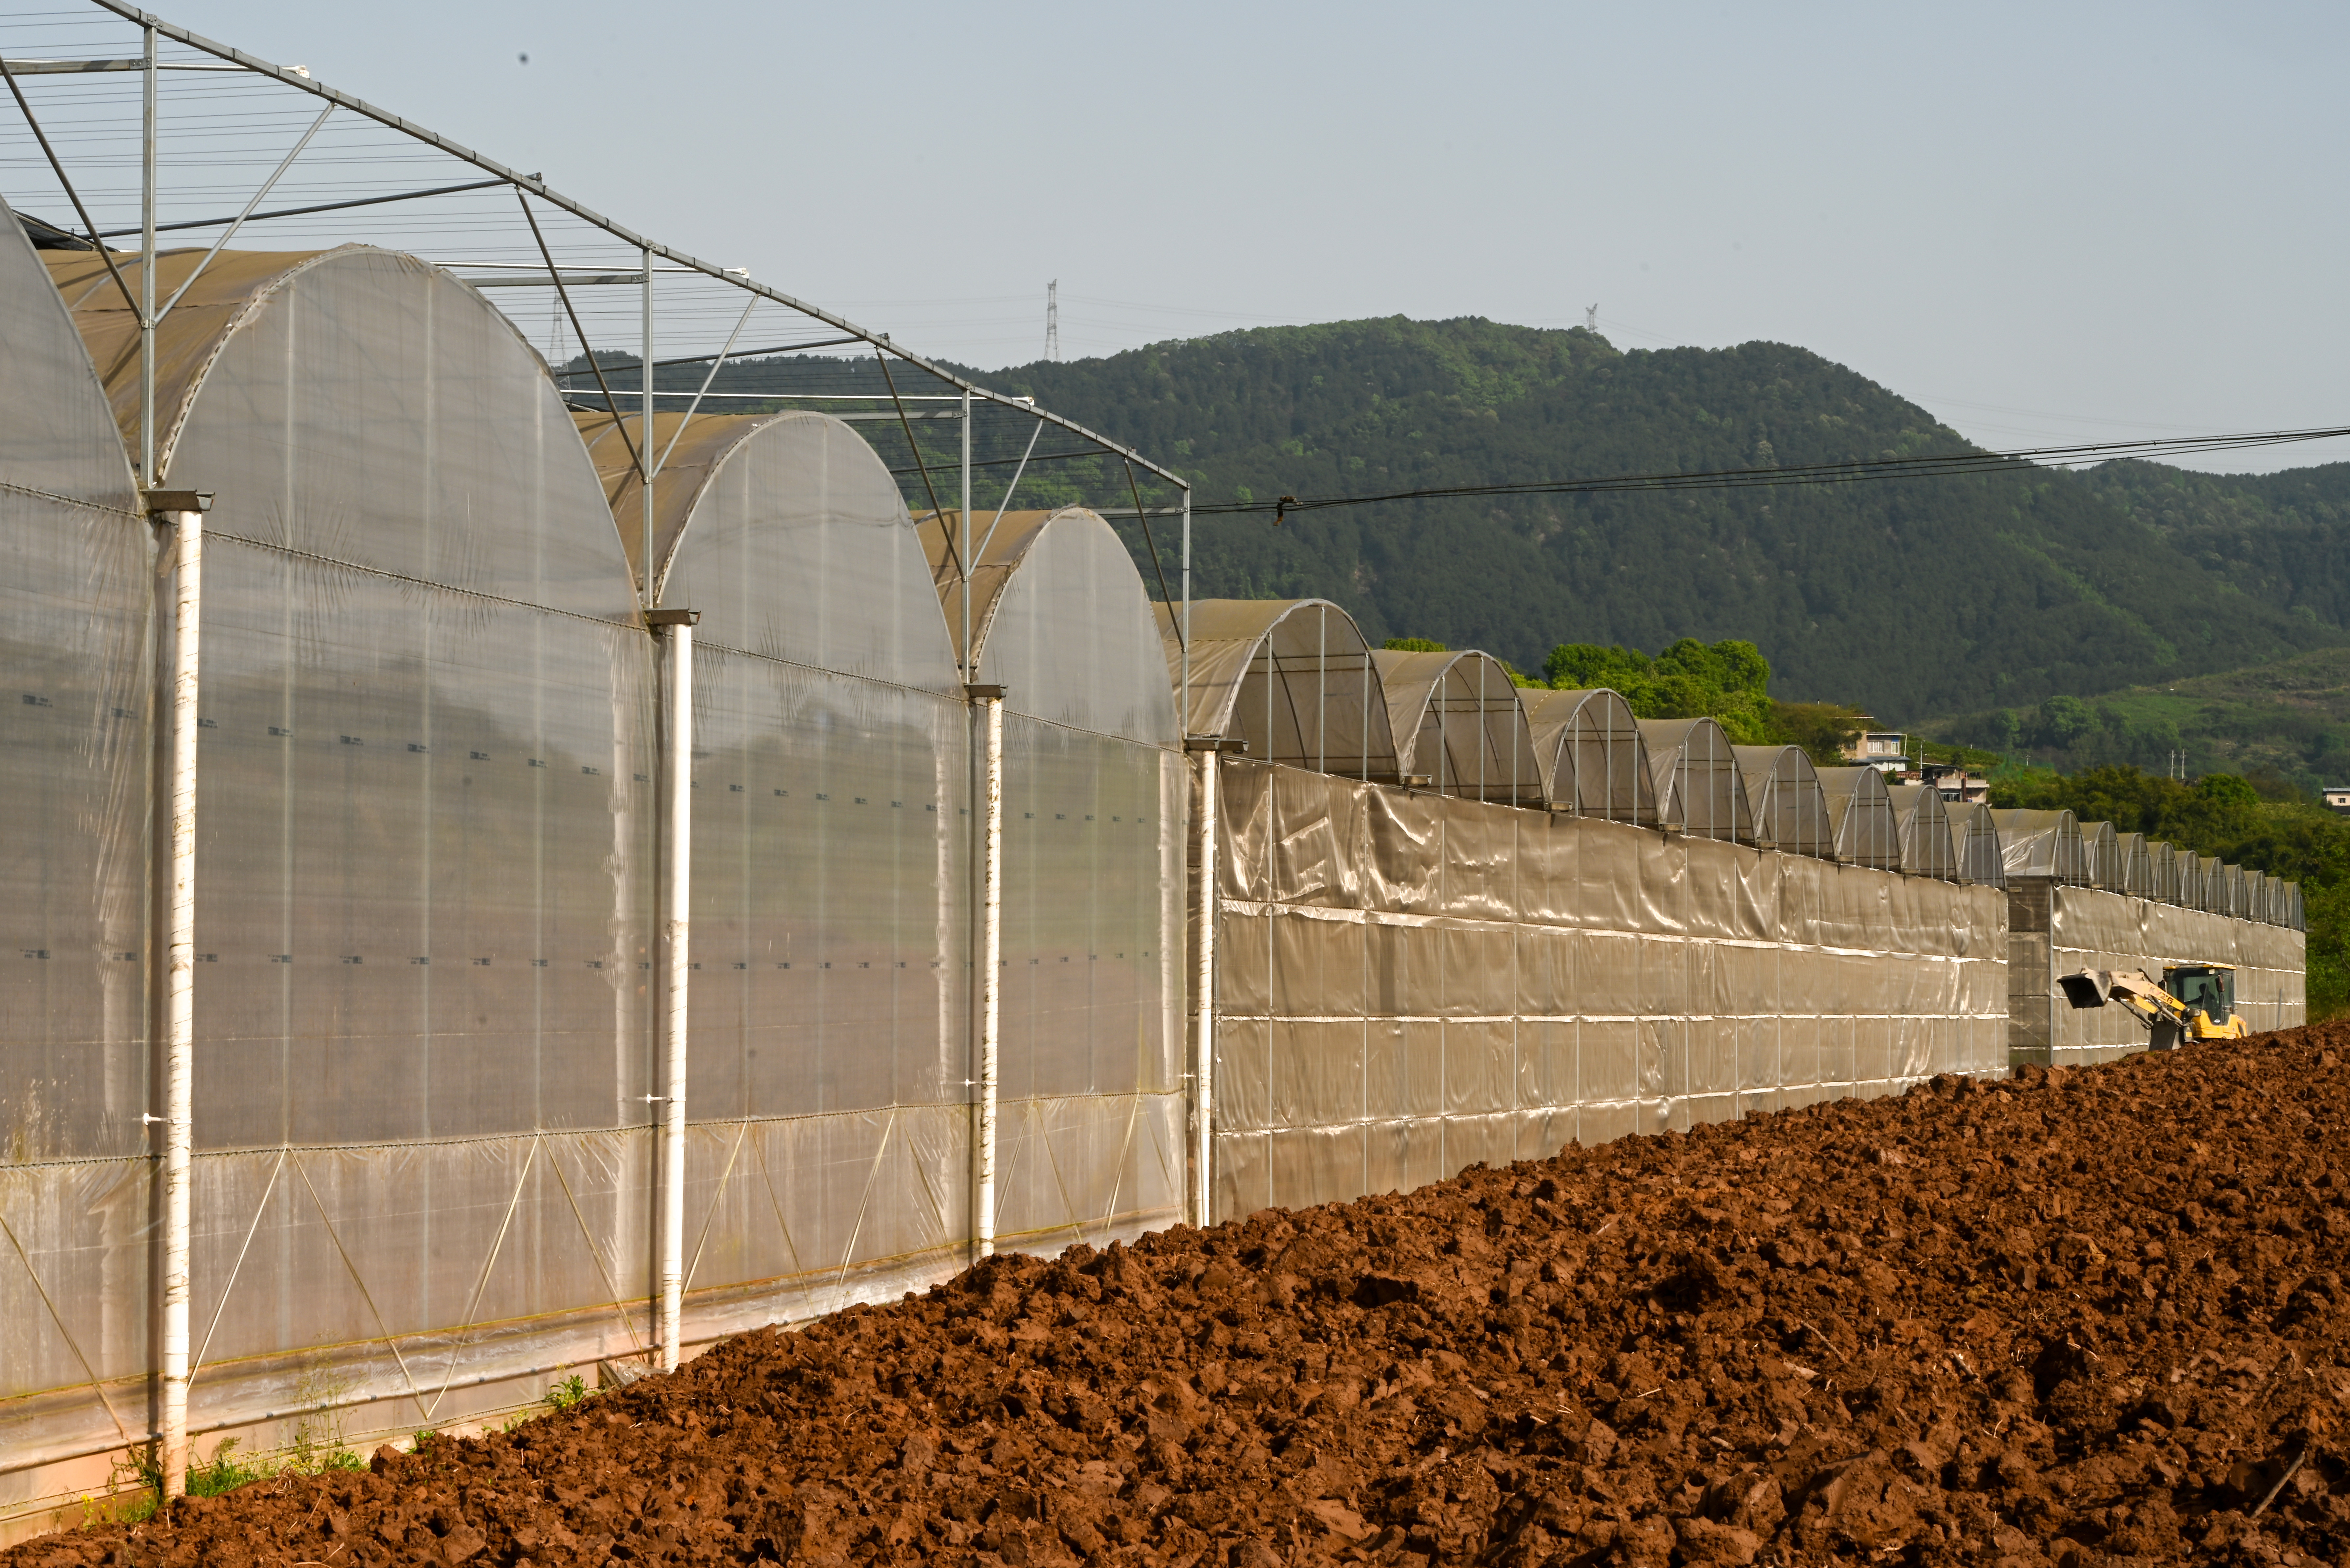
<box><xmin>1178</xmin><ymin>424</ymin><xmax>2350</xmax><ymax>521</ymax></box>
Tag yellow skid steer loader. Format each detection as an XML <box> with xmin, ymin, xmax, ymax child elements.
<box><xmin>2057</xmin><ymin>962</ymin><xmax>2249</xmax><ymax>1052</ymax></box>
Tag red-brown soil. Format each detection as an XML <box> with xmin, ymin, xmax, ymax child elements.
<box><xmin>19</xmin><ymin>1025</ymin><xmax>2350</xmax><ymax>1568</ymax></box>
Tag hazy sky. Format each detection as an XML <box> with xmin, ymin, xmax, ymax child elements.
<box><xmin>138</xmin><ymin>1</ymin><xmax>2350</xmax><ymax>471</ymax></box>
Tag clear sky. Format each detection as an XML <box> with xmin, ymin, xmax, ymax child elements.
<box><xmin>116</xmin><ymin>1</ymin><xmax>2350</xmax><ymax>470</ymax></box>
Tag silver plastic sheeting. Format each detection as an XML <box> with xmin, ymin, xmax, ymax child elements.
<box><xmin>1637</xmin><ymin>718</ymin><xmax>1754</xmax><ymax>844</ymax></box>
<box><xmin>1157</xmin><ymin>599</ymin><xmax>1397</xmax><ymax>780</ymax></box>
<box><xmin>2011</xmin><ymin>883</ymin><xmax>2305</xmax><ymax>1066</ymax></box>
<box><xmin>1885</xmin><ymin>785</ymin><xmax>1958</xmax><ymax>882</ymax></box>
<box><xmin>1817</xmin><ymin>768</ymin><xmax>1900</xmax><ymax>871</ymax></box>
<box><xmin>1993</xmin><ymin>809</ymin><xmax>2088</xmax><ymax>884</ymax></box>
<box><xmin>1734</xmin><ymin>746</ymin><xmax>1833</xmax><ymax>860</ymax></box>
<box><xmin>1210</xmin><ymin>761</ymin><xmax>2008</xmax><ymax>1220</ymax></box>
<box><xmin>0</xmin><ymin>198</ymin><xmax>151</xmax><ymax>1497</ymax></box>
<box><xmin>1369</xmin><ymin>650</ymin><xmax>1544</xmax><ymax>807</ymax></box>
<box><xmin>1521</xmin><ymin>688</ymin><xmax>1655</xmax><ymax>824</ymax></box>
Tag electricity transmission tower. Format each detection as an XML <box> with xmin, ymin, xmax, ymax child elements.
<box><xmin>1586</xmin><ymin>303</ymin><xmax>1598</xmax><ymax>331</ymax></box>
<box><xmin>1046</xmin><ymin>281</ymin><xmax>1060</xmax><ymax>362</ymax></box>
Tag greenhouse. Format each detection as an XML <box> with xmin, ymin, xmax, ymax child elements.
<box><xmin>1993</xmin><ymin>808</ymin><xmax>2090</xmax><ymax>884</ymax></box>
<box><xmin>1733</xmin><ymin>744</ymin><xmax>1833</xmax><ymax>859</ymax></box>
<box><xmin>1637</xmin><ymin>717</ymin><xmax>1753</xmax><ymax>843</ymax></box>
<box><xmin>1158</xmin><ymin>598</ymin><xmax>1397</xmax><ymax>779</ymax></box>
<box><xmin>1885</xmin><ymin>783</ymin><xmax>1959</xmax><ymax>881</ymax></box>
<box><xmin>0</xmin><ymin>13</ymin><xmax>2315</xmax><ymax>1513</ymax></box>
<box><xmin>1817</xmin><ymin>766</ymin><xmax>1900</xmax><ymax>870</ymax></box>
<box><xmin>1521</xmin><ymin>687</ymin><xmax>1655</xmax><ymax>822</ymax></box>
<box><xmin>1369</xmin><ymin>648</ymin><xmax>1544</xmax><ymax>806</ymax></box>
<box><xmin>1944</xmin><ymin>801</ymin><xmax>2006</xmax><ymax>888</ymax></box>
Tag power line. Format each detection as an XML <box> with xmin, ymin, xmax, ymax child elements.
<box><xmin>1180</xmin><ymin>423</ymin><xmax>2350</xmax><ymax>521</ymax></box>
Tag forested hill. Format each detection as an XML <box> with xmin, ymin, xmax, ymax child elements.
<box><xmin>635</xmin><ymin>317</ymin><xmax>2346</xmax><ymax>721</ymax></box>
<box><xmin>2076</xmin><ymin>459</ymin><xmax>2350</xmax><ymax>632</ymax></box>
<box><xmin>963</xmin><ymin>320</ymin><xmax>2336</xmax><ymax>721</ymax></box>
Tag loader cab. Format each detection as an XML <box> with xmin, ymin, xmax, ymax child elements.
<box><xmin>2163</xmin><ymin>963</ymin><xmax>2234</xmax><ymax>1026</ymax></box>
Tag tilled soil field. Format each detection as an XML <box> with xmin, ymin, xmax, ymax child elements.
<box><xmin>21</xmin><ymin>1025</ymin><xmax>2350</xmax><ymax>1568</ymax></box>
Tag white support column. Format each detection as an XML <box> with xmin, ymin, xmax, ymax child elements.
<box><xmin>1187</xmin><ymin>739</ymin><xmax>1220</xmax><ymax>1229</ymax></box>
<box><xmin>647</xmin><ymin>607</ymin><xmax>696</xmax><ymax>1370</ymax></box>
<box><xmin>148</xmin><ymin>489</ymin><xmax>209</xmax><ymax>1496</ymax></box>
<box><xmin>969</xmin><ymin>683</ymin><xmax>1005</xmax><ymax>1258</ymax></box>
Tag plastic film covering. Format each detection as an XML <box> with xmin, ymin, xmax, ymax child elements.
<box><xmin>2115</xmin><ymin>832</ymin><xmax>2153</xmax><ymax>897</ymax></box>
<box><xmin>2177</xmin><ymin>853</ymin><xmax>2205</xmax><ymax>911</ymax></box>
<box><xmin>1209</xmin><ymin>759</ymin><xmax>2007</xmax><ymax>1220</ymax></box>
<box><xmin>1521</xmin><ymin>688</ymin><xmax>1656</xmax><ymax>823</ymax></box>
<box><xmin>2012</xmin><ymin>882</ymin><xmax>2306</xmax><ymax>1066</ymax></box>
<box><xmin>0</xmin><ymin>198</ymin><xmax>150</xmax><ymax>1497</ymax></box>
<box><xmin>2080</xmin><ymin>822</ymin><xmax>2122</xmax><ymax>890</ymax></box>
<box><xmin>1816</xmin><ymin>767</ymin><xmax>1900</xmax><ymax>871</ymax></box>
<box><xmin>1637</xmin><ymin>718</ymin><xmax>1754</xmax><ymax>843</ymax></box>
<box><xmin>1155</xmin><ymin>599</ymin><xmax>1397</xmax><ymax>778</ymax></box>
<box><xmin>2148</xmin><ymin>841</ymin><xmax>2179</xmax><ymax>904</ymax></box>
<box><xmin>1733</xmin><ymin>746</ymin><xmax>1832</xmax><ymax>860</ymax></box>
<box><xmin>1885</xmin><ymin>785</ymin><xmax>1958</xmax><ymax>881</ymax></box>
<box><xmin>2195</xmin><ymin>857</ymin><xmax>2224</xmax><ymax>915</ymax></box>
<box><xmin>923</xmin><ymin>509</ymin><xmax>1186</xmax><ymax>1250</ymax></box>
<box><xmin>1944</xmin><ymin>802</ymin><xmax>2006</xmax><ymax>889</ymax></box>
<box><xmin>23</xmin><ymin>246</ymin><xmax>658</xmax><ymax>1486</ymax></box>
<box><xmin>1993</xmin><ymin>809</ymin><xmax>2088</xmax><ymax>884</ymax></box>
<box><xmin>623</xmin><ymin>410</ymin><xmax>982</xmax><ymax>1344</ymax></box>
<box><xmin>1369</xmin><ymin>650</ymin><xmax>1544</xmax><ymax>806</ymax></box>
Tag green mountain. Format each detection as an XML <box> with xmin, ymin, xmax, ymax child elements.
<box><xmin>639</xmin><ymin>318</ymin><xmax>2346</xmax><ymax>720</ymax></box>
<box><xmin>970</xmin><ymin>320</ymin><xmax>2340</xmax><ymax>718</ymax></box>
<box><xmin>2075</xmin><ymin>459</ymin><xmax>2350</xmax><ymax>631</ymax></box>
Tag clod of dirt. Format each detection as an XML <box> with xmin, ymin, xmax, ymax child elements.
<box><xmin>20</xmin><ymin>1025</ymin><xmax>2350</xmax><ymax>1567</ymax></box>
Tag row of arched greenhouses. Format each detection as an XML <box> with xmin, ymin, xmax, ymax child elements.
<box><xmin>0</xmin><ymin>208</ymin><xmax>2302</xmax><ymax>1530</ymax></box>
<box><xmin>1167</xmin><ymin>600</ymin><xmax>2302</xmax><ymax>927</ymax></box>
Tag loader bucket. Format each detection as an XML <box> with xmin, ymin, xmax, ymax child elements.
<box><xmin>2057</xmin><ymin>970</ymin><xmax>2111</xmax><ymax>1009</ymax></box>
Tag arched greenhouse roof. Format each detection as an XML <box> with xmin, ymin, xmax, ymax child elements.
<box><xmin>1636</xmin><ymin>717</ymin><xmax>1753</xmax><ymax>843</ymax></box>
<box><xmin>1732</xmin><ymin>745</ymin><xmax>1833</xmax><ymax>860</ymax></box>
<box><xmin>918</xmin><ymin>507</ymin><xmax>1176</xmax><ymax>744</ymax></box>
<box><xmin>1369</xmin><ymin>649</ymin><xmax>1544</xmax><ymax>807</ymax></box>
<box><xmin>1990</xmin><ymin>809</ymin><xmax>2089</xmax><ymax>885</ymax></box>
<box><xmin>576</xmin><ymin>409</ymin><xmax>958</xmax><ymax>690</ymax></box>
<box><xmin>1944</xmin><ymin>801</ymin><xmax>2006</xmax><ymax>888</ymax></box>
<box><xmin>1816</xmin><ymin>767</ymin><xmax>1900</xmax><ymax>871</ymax></box>
<box><xmin>1153</xmin><ymin>598</ymin><xmax>1398</xmax><ymax>779</ymax></box>
<box><xmin>1521</xmin><ymin>688</ymin><xmax>1655</xmax><ymax>823</ymax></box>
<box><xmin>1884</xmin><ymin>784</ymin><xmax>1958</xmax><ymax>881</ymax></box>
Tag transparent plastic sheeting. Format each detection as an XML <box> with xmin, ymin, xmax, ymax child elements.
<box><xmin>2008</xmin><ymin>884</ymin><xmax>2306</xmax><ymax>1067</ymax></box>
<box><xmin>1209</xmin><ymin>761</ymin><xmax>2008</xmax><ymax>1221</ymax></box>
<box><xmin>954</xmin><ymin>508</ymin><xmax>1186</xmax><ymax>1249</ymax></box>
<box><xmin>0</xmin><ymin>197</ymin><xmax>151</xmax><ymax>1484</ymax></box>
